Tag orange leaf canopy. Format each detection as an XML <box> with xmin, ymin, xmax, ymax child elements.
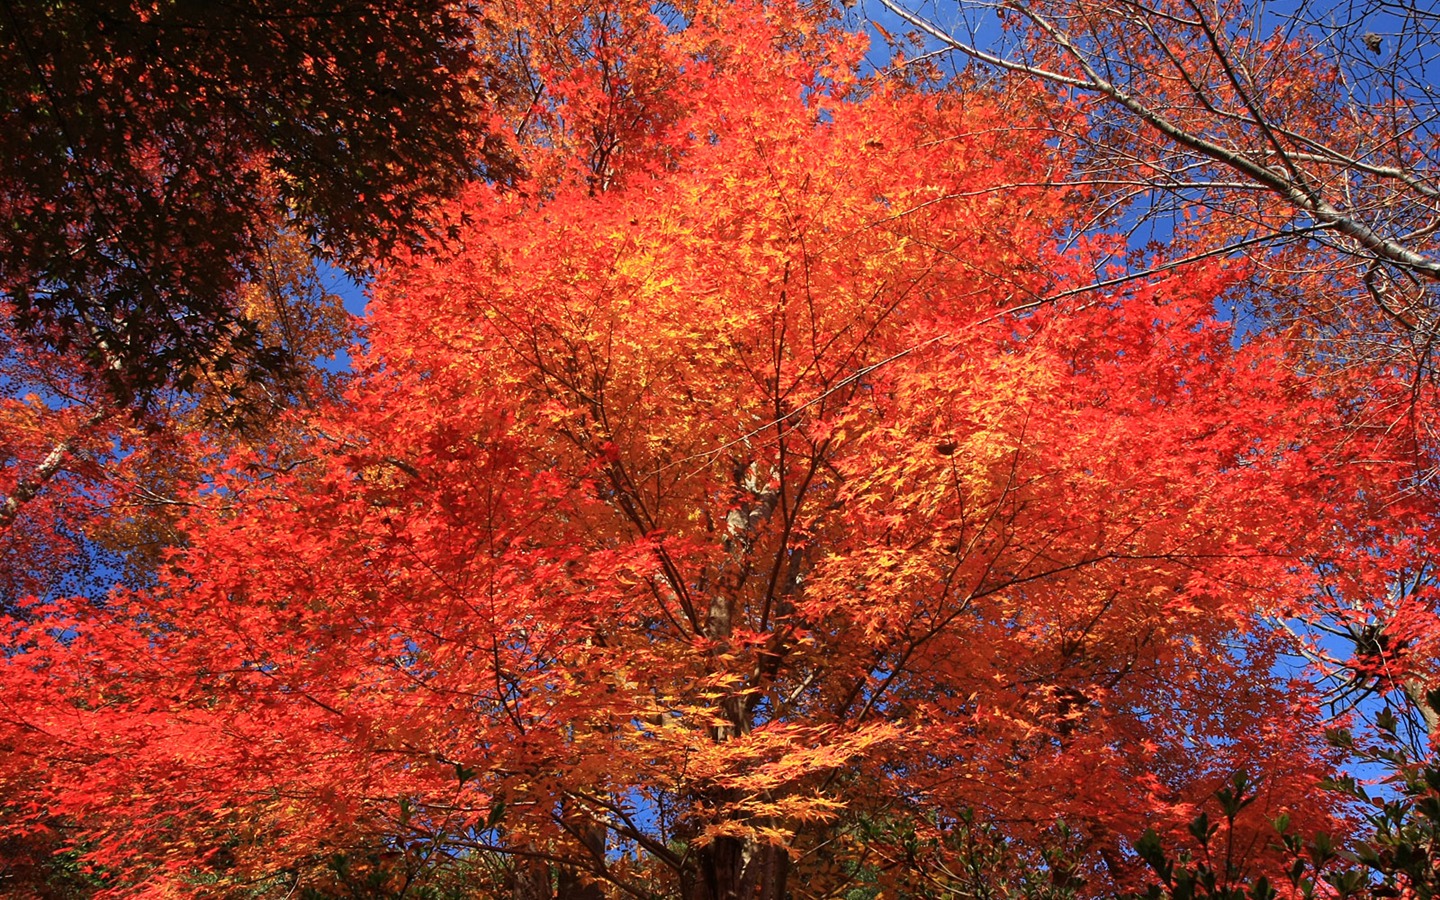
<box><xmin>2</xmin><ymin>1</ymin><xmax>1372</xmax><ymax>895</ymax></box>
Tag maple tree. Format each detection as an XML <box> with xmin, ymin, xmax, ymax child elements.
<box><xmin>869</xmin><ymin>0</ymin><xmax>1440</xmax><ymax>749</ymax></box>
<box><xmin>874</xmin><ymin>0</ymin><xmax>1439</xmax><ymax>350</ymax></box>
<box><xmin>0</xmin><ymin>0</ymin><xmax>518</xmax><ymax>598</ymax></box>
<box><xmin>0</xmin><ymin>0</ymin><xmax>514</xmax><ymax>407</ymax></box>
<box><xmin>0</xmin><ymin>223</ymin><xmax>351</xmax><ymax>593</ymax></box>
<box><xmin>0</xmin><ymin>0</ymin><xmax>1423</xmax><ymax>898</ymax></box>
<box><xmin>0</xmin><ymin>228</ymin><xmax>351</xmax><ymax>895</ymax></box>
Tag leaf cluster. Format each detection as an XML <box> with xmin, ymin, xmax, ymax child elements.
<box><xmin>1133</xmin><ymin>738</ymin><xmax>1440</xmax><ymax>900</ymax></box>
<box><xmin>0</xmin><ymin>0</ymin><xmax>513</xmax><ymax>406</ymax></box>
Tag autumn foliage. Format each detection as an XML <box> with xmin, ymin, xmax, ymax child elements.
<box><xmin>1</xmin><ymin>1</ymin><xmax>1435</xmax><ymax>898</ymax></box>
<box><xmin>0</xmin><ymin>0</ymin><xmax>511</xmax><ymax>405</ymax></box>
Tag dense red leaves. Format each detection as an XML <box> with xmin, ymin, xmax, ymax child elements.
<box><xmin>0</xmin><ymin>2</ymin><xmax>1422</xmax><ymax>897</ymax></box>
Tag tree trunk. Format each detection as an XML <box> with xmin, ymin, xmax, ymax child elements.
<box><xmin>684</xmin><ymin>831</ymin><xmax>789</xmax><ymax>900</ymax></box>
<box><xmin>0</xmin><ymin>409</ymin><xmax>109</xmax><ymax>530</ymax></box>
<box><xmin>556</xmin><ymin>815</ymin><xmax>607</xmax><ymax>900</ymax></box>
<box><xmin>510</xmin><ymin>849</ymin><xmax>553</xmax><ymax>900</ymax></box>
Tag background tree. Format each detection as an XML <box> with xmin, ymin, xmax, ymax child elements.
<box><xmin>0</xmin><ymin>3</ymin><xmax>511</xmax><ymax>892</ymax></box>
<box><xmin>0</xmin><ymin>221</ymin><xmax>351</xmax><ymax>595</ymax></box>
<box><xmin>0</xmin><ymin>0</ymin><xmax>513</xmax><ymax>651</ymax></box>
<box><xmin>0</xmin><ymin>228</ymin><xmax>351</xmax><ymax>899</ymax></box>
<box><xmin>867</xmin><ymin>0</ymin><xmax>1440</xmax><ymax>750</ymax></box>
<box><xmin>871</xmin><ymin>0</ymin><xmax>1439</xmax><ymax>352</ymax></box>
<box><xmin>0</xmin><ymin>0</ymin><xmax>517</xmax><ymax>406</ymax></box>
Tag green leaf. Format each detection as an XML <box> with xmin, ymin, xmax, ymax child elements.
<box><xmin>1249</xmin><ymin>875</ymin><xmax>1275</xmax><ymax>900</ymax></box>
<box><xmin>1322</xmin><ymin>869</ymin><xmax>1368</xmax><ymax>897</ymax></box>
<box><xmin>1352</xmin><ymin>843</ymin><xmax>1381</xmax><ymax>866</ymax></box>
<box><xmin>1424</xmin><ymin>766</ymin><xmax>1440</xmax><ymax>794</ymax></box>
<box><xmin>1288</xmin><ymin>858</ymin><xmax>1307</xmax><ymax>886</ymax></box>
<box><xmin>1190</xmin><ymin>812</ymin><xmax>1213</xmax><ymax>846</ymax></box>
<box><xmin>1135</xmin><ymin>828</ymin><xmax>1167</xmax><ymax>871</ymax></box>
<box><xmin>1324</xmin><ymin>728</ymin><xmax>1354</xmax><ymax>749</ymax></box>
<box><xmin>1376</xmin><ymin>708</ymin><xmax>1398</xmax><ymax>735</ymax></box>
<box><xmin>1310</xmin><ymin>833</ymin><xmax>1335</xmax><ymax>869</ymax></box>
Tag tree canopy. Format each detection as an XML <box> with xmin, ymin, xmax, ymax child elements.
<box><xmin>3</xmin><ymin>0</ymin><xmax>1440</xmax><ymax>898</ymax></box>
<box><xmin>0</xmin><ymin>0</ymin><xmax>514</xmax><ymax>405</ymax></box>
